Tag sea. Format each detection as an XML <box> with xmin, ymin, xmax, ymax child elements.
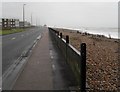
<box><xmin>53</xmin><ymin>26</ymin><xmax>119</xmax><ymax>39</ymax></box>
<box><xmin>83</xmin><ymin>28</ymin><xmax>119</xmax><ymax>39</ymax></box>
<box><xmin>65</xmin><ymin>27</ymin><xmax>119</xmax><ymax>39</ymax></box>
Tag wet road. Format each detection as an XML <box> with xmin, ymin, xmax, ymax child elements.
<box><xmin>2</xmin><ymin>27</ymin><xmax>43</xmax><ymax>73</ymax></box>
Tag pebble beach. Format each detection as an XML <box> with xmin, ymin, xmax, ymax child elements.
<box><xmin>54</xmin><ymin>28</ymin><xmax>119</xmax><ymax>91</ymax></box>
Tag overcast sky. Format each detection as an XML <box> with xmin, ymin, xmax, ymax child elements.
<box><xmin>2</xmin><ymin>2</ymin><xmax>118</xmax><ymax>28</ymax></box>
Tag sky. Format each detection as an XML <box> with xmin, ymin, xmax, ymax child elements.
<box><xmin>1</xmin><ymin>1</ymin><xmax>118</xmax><ymax>28</ymax></box>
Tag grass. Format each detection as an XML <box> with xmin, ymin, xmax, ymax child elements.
<box><xmin>0</xmin><ymin>28</ymin><xmax>25</xmax><ymax>35</ymax></box>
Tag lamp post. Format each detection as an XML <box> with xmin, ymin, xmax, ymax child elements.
<box><xmin>31</xmin><ymin>13</ymin><xmax>32</xmax><ymax>26</ymax></box>
<box><xmin>23</xmin><ymin>4</ymin><xmax>26</xmax><ymax>28</ymax></box>
<box><xmin>36</xmin><ymin>17</ymin><xmax>37</xmax><ymax>26</ymax></box>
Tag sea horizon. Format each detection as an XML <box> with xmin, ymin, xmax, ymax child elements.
<box><xmin>51</xmin><ymin>26</ymin><xmax>119</xmax><ymax>39</ymax></box>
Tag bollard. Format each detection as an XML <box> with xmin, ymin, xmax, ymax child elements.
<box><xmin>60</xmin><ymin>33</ymin><xmax>62</xmax><ymax>38</ymax></box>
<box><xmin>66</xmin><ymin>35</ymin><xmax>69</xmax><ymax>44</ymax></box>
<box><xmin>80</xmin><ymin>43</ymin><xmax>86</xmax><ymax>92</ymax></box>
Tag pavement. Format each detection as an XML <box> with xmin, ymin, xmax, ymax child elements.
<box><xmin>13</xmin><ymin>27</ymin><xmax>77</xmax><ymax>90</ymax></box>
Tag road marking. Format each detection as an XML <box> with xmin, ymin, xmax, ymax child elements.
<box><xmin>11</xmin><ymin>37</ymin><xmax>16</xmax><ymax>40</ymax></box>
<box><xmin>21</xmin><ymin>34</ymin><xmax>24</xmax><ymax>37</ymax></box>
<box><xmin>37</xmin><ymin>35</ymin><xmax>41</xmax><ymax>40</ymax></box>
<box><xmin>50</xmin><ymin>50</ymin><xmax>54</xmax><ymax>59</ymax></box>
<box><xmin>52</xmin><ymin>64</ymin><xmax>56</xmax><ymax>70</ymax></box>
<box><xmin>51</xmin><ymin>56</ymin><xmax>54</xmax><ymax>59</ymax></box>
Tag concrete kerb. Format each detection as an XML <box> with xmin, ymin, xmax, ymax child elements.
<box><xmin>2</xmin><ymin>34</ymin><xmax>42</xmax><ymax>90</ymax></box>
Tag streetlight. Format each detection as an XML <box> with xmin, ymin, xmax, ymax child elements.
<box><xmin>36</xmin><ymin>17</ymin><xmax>37</xmax><ymax>26</ymax></box>
<box><xmin>31</xmin><ymin>13</ymin><xmax>32</xmax><ymax>26</ymax></box>
<box><xmin>23</xmin><ymin>4</ymin><xmax>26</xmax><ymax>28</ymax></box>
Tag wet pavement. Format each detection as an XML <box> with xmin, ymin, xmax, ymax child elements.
<box><xmin>13</xmin><ymin>27</ymin><xmax>78</xmax><ymax>90</ymax></box>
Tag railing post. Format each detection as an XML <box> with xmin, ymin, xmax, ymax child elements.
<box><xmin>65</xmin><ymin>35</ymin><xmax>69</xmax><ymax>63</ymax></box>
<box><xmin>80</xmin><ymin>43</ymin><xmax>86</xmax><ymax>92</ymax></box>
<box><xmin>66</xmin><ymin>35</ymin><xmax>69</xmax><ymax>44</ymax></box>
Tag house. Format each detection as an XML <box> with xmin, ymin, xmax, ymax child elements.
<box><xmin>19</xmin><ymin>21</ymin><xmax>30</xmax><ymax>28</ymax></box>
<box><xmin>15</xmin><ymin>19</ymin><xmax>19</xmax><ymax>28</ymax></box>
<box><xmin>1</xmin><ymin>18</ymin><xmax>31</xmax><ymax>29</ymax></box>
<box><xmin>2</xmin><ymin>18</ymin><xmax>19</xmax><ymax>30</ymax></box>
<box><xmin>0</xmin><ymin>19</ymin><xmax>2</xmax><ymax>29</ymax></box>
<box><xmin>24</xmin><ymin>21</ymin><xmax>30</xmax><ymax>27</ymax></box>
<box><xmin>19</xmin><ymin>21</ymin><xmax>24</xmax><ymax>28</ymax></box>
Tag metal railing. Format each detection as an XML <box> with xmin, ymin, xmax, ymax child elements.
<box><xmin>49</xmin><ymin>27</ymin><xmax>87</xmax><ymax>92</ymax></box>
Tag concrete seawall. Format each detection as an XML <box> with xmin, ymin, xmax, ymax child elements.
<box><xmin>49</xmin><ymin>28</ymin><xmax>85</xmax><ymax>89</ymax></box>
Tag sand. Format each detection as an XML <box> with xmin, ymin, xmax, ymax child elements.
<box><xmin>54</xmin><ymin>28</ymin><xmax>119</xmax><ymax>91</ymax></box>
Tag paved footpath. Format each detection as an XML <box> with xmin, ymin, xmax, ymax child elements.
<box><xmin>13</xmin><ymin>28</ymin><xmax>53</xmax><ymax>90</ymax></box>
<box><xmin>13</xmin><ymin>27</ymin><xmax>77</xmax><ymax>90</ymax></box>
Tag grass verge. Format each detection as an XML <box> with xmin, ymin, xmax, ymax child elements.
<box><xmin>0</xmin><ymin>28</ymin><xmax>25</xmax><ymax>35</ymax></box>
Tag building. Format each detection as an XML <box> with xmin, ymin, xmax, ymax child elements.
<box><xmin>1</xmin><ymin>18</ymin><xmax>31</xmax><ymax>29</ymax></box>
<box><xmin>2</xmin><ymin>18</ymin><xmax>19</xmax><ymax>30</ymax></box>
<box><xmin>24</xmin><ymin>21</ymin><xmax>30</xmax><ymax>27</ymax></box>
<box><xmin>19</xmin><ymin>21</ymin><xmax>30</xmax><ymax>28</ymax></box>
<box><xmin>0</xmin><ymin>19</ymin><xmax>2</xmax><ymax>29</ymax></box>
<box><xmin>19</xmin><ymin>21</ymin><xmax>24</xmax><ymax>28</ymax></box>
<box><xmin>15</xmin><ymin>19</ymin><xmax>19</xmax><ymax>27</ymax></box>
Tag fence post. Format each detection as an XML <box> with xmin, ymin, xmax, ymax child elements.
<box><xmin>65</xmin><ymin>35</ymin><xmax>69</xmax><ymax>63</ymax></box>
<box><xmin>80</xmin><ymin>43</ymin><xmax>86</xmax><ymax>92</ymax></box>
<box><xmin>66</xmin><ymin>35</ymin><xmax>69</xmax><ymax>44</ymax></box>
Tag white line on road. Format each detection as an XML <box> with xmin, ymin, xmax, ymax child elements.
<box><xmin>11</xmin><ymin>37</ymin><xmax>16</xmax><ymax>40</ymax></box>
<box><xmin>52</xmin><ymin>64</ymin><xmax>56</xmax><ymax>71</ymax></box>
<box><xmin>51</xmin><ymin>56</ymin><xmax>54</xmax><ymax>59</ymax></box>
<box><xmin>21</xmin><ymin>34</ymin><xmax>24</xmax><ymax>37</ymax></box>
<box><xmin>50</xmin><ymin>50</ymin><xmax>54</xmax><ymax>59</ymax></box>
<box><xmin>37</xmin><ymin>35</ymin><xmax>41</xmax><ymax>40</ymax></box>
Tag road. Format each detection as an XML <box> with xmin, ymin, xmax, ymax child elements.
<box><xmin>2</xmin><ymin>26</ymin><xmax>43</xmax><ymax>73</ymax></box>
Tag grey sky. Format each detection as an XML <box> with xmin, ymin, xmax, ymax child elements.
<box><xmin>2</xmin><ymin>2</ymin><xmax>118</xmax><ymax>28</ymax></box>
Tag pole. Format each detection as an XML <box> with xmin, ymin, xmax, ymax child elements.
<box><xmin>31</xmin><ymin>13</ymin><xmax>32</xmax><ymax>26</ymax></box>
<box><xmin>23</xmin><ymin>4</ymin><xmax>26</xmax><ymax>28</ymax></box>
<box><xmin>36</xmin><ymin>17</ymin><xmax>37</xmax><ymax>26</ymax></box>
<box><xmin>80</xmin><ymin>43</ymin><xmax>86</xmax><ymax>92</ymax></box>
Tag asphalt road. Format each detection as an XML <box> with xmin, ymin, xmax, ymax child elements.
<box><xmin>2</xmin><ymin>26</ymin><xmax>43</xmax><ymax>73</ymax></box>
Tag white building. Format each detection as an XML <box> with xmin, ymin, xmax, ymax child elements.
<box><xmin>15</xmin><ymin>19</ymin><xmax>19</xmax><ymax>28</ymax></box>
<box><xmin>0</xmin><ymin>19</ymin><xmax>2</xmax><ymax>29</ymax></box>
<box><xmin>19</xmin><ymin>21</ymin><xmax>30</xmax><ymax>28</ymax></box>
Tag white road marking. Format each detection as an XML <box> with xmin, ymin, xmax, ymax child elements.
<box><xmin>37</xmin><ymin>35</ymin><xmax>41</xmax><ymax>40</ymax></box>
<box><xmin>21</xmin><ymin>34</ymin><xmax>24</xmax><ymax>37</ymax></box>
<box><xmin>50</xmin><ymin>50</ymin><xmax>52</xmax><ymax>55</ymax></box>
<box><xmin>11</xmin><ymin>37</ymin><xmax>16</xmax><ymax>40</ymax></box>
<box><xmin>52</xmin><ymin>64</ymin><xmax>56</xmax><ymax>70</ymax></box>
<box><xmin>50</xmin><ymin>50</ymin><xmax>54</xmax><ymax>59</ymax></box>
<box><xmin>51</xmin><ymin>56</ymin><xmax>54</xmax><ymax>59</ymax></box>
